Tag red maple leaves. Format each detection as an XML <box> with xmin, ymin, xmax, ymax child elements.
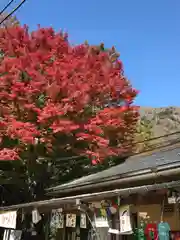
<box><xmin>0</xmin><ymin>26</ymin><xmax>139</xmax><ymax>163</ymax></box>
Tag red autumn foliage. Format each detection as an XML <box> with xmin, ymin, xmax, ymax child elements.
<box><xmin>0</xmin><ymin>26</ymin><xmax>139</xmax><ymax>163</ymax></box>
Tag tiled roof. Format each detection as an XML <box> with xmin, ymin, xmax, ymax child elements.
<box><xmin>48</xmin><ymin>145</ymin><xmax>180</xmax><ymax>192</ymax></box>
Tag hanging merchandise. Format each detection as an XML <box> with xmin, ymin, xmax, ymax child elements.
<box><xmin>109</xmin><ymin>206</ymin><xmax>117</xmax><ymax>215</ymax></box>
<box><xmin>100</xmin><ymin>199</ymin><xmax>119</xmax><ymax>216</ymax></box>
<box><xmin>100</xmin><ymin>208</ymin><xmax>107</xmax><ymax>218</ymax></box>
<box><xmin>9</xmin><ymin>230</ymin><xmax>22</xmax><ymax>240</ymax></box>
<box><xmin>108</xmin><ymin>228</ymin><xmax>120</xmax><ymax>235</ymax></box>
<box><xmin>167</xmin><ymin>190</ymin><xmax>180</xmax><ymax>204</ymax></box>
<box><xmin>94</xmin><ymin>207</ymin><xmax>109</xmax><ymax>228</ymax></box>
<box><xmin>111</xmin><ymin>199</ymin><xmax>119</xmax><ymax>209</ymax></box>
<box><xmin>158</xmin><ymin>222</ymin><xmax>170</xmax><ymax>240</ymax></box>
<box><xmin>0</xmin><ymin>211</ymin><xmax>17</xmax><ymax>229</ymax></box>
<box><xmin>134</xmin><ymin>221</ymin><xmax>146</xmax><ymax>240</ymax></box>
<box><xmin>3</xmin><ymin>229</ymin><xmax>22</xmax><ymax>240</ymax></box>
<box><xmin>119</xmin><ymin>205</ymin><xmax>133</xmax><ymax>234</ymax></box>
<box><xmin>3</xmin><ymin>230</ymin><xmax>10</xmax><ymax>240</ymax></box>
<box><xmin>80</xmin><ymin>213</ymin><xmax>87</xmax><ymax>229</ymax></box>
<box><xmin>144</xmin><ymin>223</ymin><xmax>158</xmax><ymax>240</ymax></box>
<box><xmin>93</xmin><ymin>206</ymin><xmax>109</xmax><ymax>228</ymax></box>
<box><xmin>168</xmin><ymin>196</ymin><xmax>176</xmax><ymax>204</ymax></box>
<box><xmin>50</xmin><ymin>209</ymin><xmax>64</xmax><ymax>229</ymax></box>
<box><xmin>32</xmin><ymin>209</ymin><xmax>42</xmax><ymax>224</ymax></box>
<box><xmin>157</xmin><ymin>195</ymin><xmax>171</xmax><ymax>240</ymax></box>
<box><xmin>57</xmin><ymin>212</ymin><xmax>64</xmax><ymax>229</ymax></box>
<box><xmin>66</xmin><ymin>214</ymin><xmax>76</xmax><ymax>228</ymax></box>
<box><xmin>106</xmin><ymin>208</ymin><xmax>112</xmax><ymax>217</ymax></box>
<box><xmin>94</xmin><ymin>215</ymin><xmax>109</xmax><ymax>228</ymax></box>
<box><xmin>107</xmin><ymin>197</ymin><xmax>120</xmax><ymax>235</ymax></box>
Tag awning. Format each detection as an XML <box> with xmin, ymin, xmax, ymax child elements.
<box><xmin>0</xmin><ymin>180</ymin><xmax>180</xmax><ymax>211</ymax></box>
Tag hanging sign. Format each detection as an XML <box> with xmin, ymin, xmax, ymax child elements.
<box><xmin>0</xmin><ymin>211</ymin><xmax>17</xmax><ymax>229</ymax></box>
<box><xmin>80</xmin><ymin>213</ymin><xmax>86</xmax><ymax>229</ymax></box>
<box><xmin>32</xmin><ymin>209</ymin><xmax>41</xmax><ymax>224</ymax></box>
<box><xmin>66</xmin><ymin>214</ymin><xmax>76</xmax><ymax>228</ymax></box>
<box><xmin>168</xmin><ymin>196</ymin><xmax>176</xmax><ymax>204</ymax></box>
<box><xmin>119</xmin><ymin>205</ymin><xmax>132</xmax><ymax>234</ymax></box>
<box><xmin>50</xmin><ymin>209</ymin><xmax>64</xmax><ymax>229</ymax></box>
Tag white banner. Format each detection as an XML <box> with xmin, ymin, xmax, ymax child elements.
<box><xmin>0</xmin><ymin>211</ymin><xmax>17</xmax><ymax>229</ymax></box>
<box><xmin>119</xmin><ymin>205</ymin><xmax>132</xmax><ymax>234</ymax></box>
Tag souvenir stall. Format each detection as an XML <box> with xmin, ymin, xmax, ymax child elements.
<box><xmin>0</xmin><ymin>208</ymin><xmax>48</xmax><ymax>240</ymax></box>
<box><xmin>47</xmin><ymin>180</ymin><xmax>180</xmax><ymax>240</ymax></box>
<box><xmin>132</xmin><ymin>189</ymin><xmax>180</xmax><ymax>240</ymax></box>
<box><xmin>1</xmin><ymin>180</ymin><xmax>180</xmax><ymax>240</ymax></box>
<box><xmin>0</xmin><ymin>210</ymin><xmax>22</xmax><ymax>240</ymax></box>
<box><xmin>49</xmin><ymin>207</ymin><xmax>90</xmax><ymax>240</ymax></box>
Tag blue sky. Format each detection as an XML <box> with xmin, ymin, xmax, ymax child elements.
<box><xmin>1</xmin><ymin>0</ymin><xmax>180</xmax><ymax>107</ymax></box>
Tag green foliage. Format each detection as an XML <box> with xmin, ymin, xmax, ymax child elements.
<box><xmin>134</xmin><ymin>116</ymin><xmax>154</xmax><ymax>152</ymax></box>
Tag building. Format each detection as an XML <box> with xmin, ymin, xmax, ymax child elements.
<box><xmin>1</xmin><ymin>144</ymin><xmax>180</xmax><ymax>240</ymax></box>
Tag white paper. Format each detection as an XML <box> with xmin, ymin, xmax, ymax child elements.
<box><xmin>108</xmin><ymin>228</ymin><xmax>120</xmax><ymax>235</ymax></box>
<box><xmin>168</xmin><ymin>197</ymin><xmax>176</xmax><ymax>204</ymax></box>
<box><xmin>32</xmin><ymin>209</ymin><xmax>41</xmax><ymax>224</ymax></box>
<box><xmin>80</xmin><ymin>213</ymin><xmax>86</xmax><ymax>228</ymax></box>
<box><xmin>0</xmin><ymin>211</ymin><xmax>17</xmax><ymax>229</ymax></box>
<box><xmin>66</xmin><ymin>214</ymin><xmax>76</xmax><ymax>228</ymax></box>
<box><xmin>119</xmin><ymin>205</ymin><xmax>132</xmax><ymax>233</ymax></box>
<box><xmin>94</xmin><ymin>217</ymin><xmax>109</xmax><ymax>228</ymax></box>
<box><xmin>50</xmin><ymin>209</ymin><xmax>64</xmax><ymax>229</ymax></box>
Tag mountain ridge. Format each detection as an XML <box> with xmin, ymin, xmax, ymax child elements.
<box><xmin>135</xmin><ymin>106</ymin><xmax>180</xmax><ymax>152</ymax></box>
<box><xmin>140</xmin><ymin>106</ymin><xmax>180</xmax><ymax>136</ymax></box>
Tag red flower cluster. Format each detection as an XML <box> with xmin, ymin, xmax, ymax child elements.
<box><xmin>0</xmin><ymin>26</ymin><xmax>139</xmax><ymax>162</ymax></box>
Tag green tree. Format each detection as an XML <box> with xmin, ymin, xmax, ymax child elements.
<box><xmin>134</xmin><ymin>116</ymin><xmax>154</xmax><ymax>153</ymax></box>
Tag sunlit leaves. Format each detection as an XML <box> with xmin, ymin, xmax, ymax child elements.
<box><xmin>0</xmin><ymin>26</ymin><xmax>139</xmax><ymax>163</ymax></box>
